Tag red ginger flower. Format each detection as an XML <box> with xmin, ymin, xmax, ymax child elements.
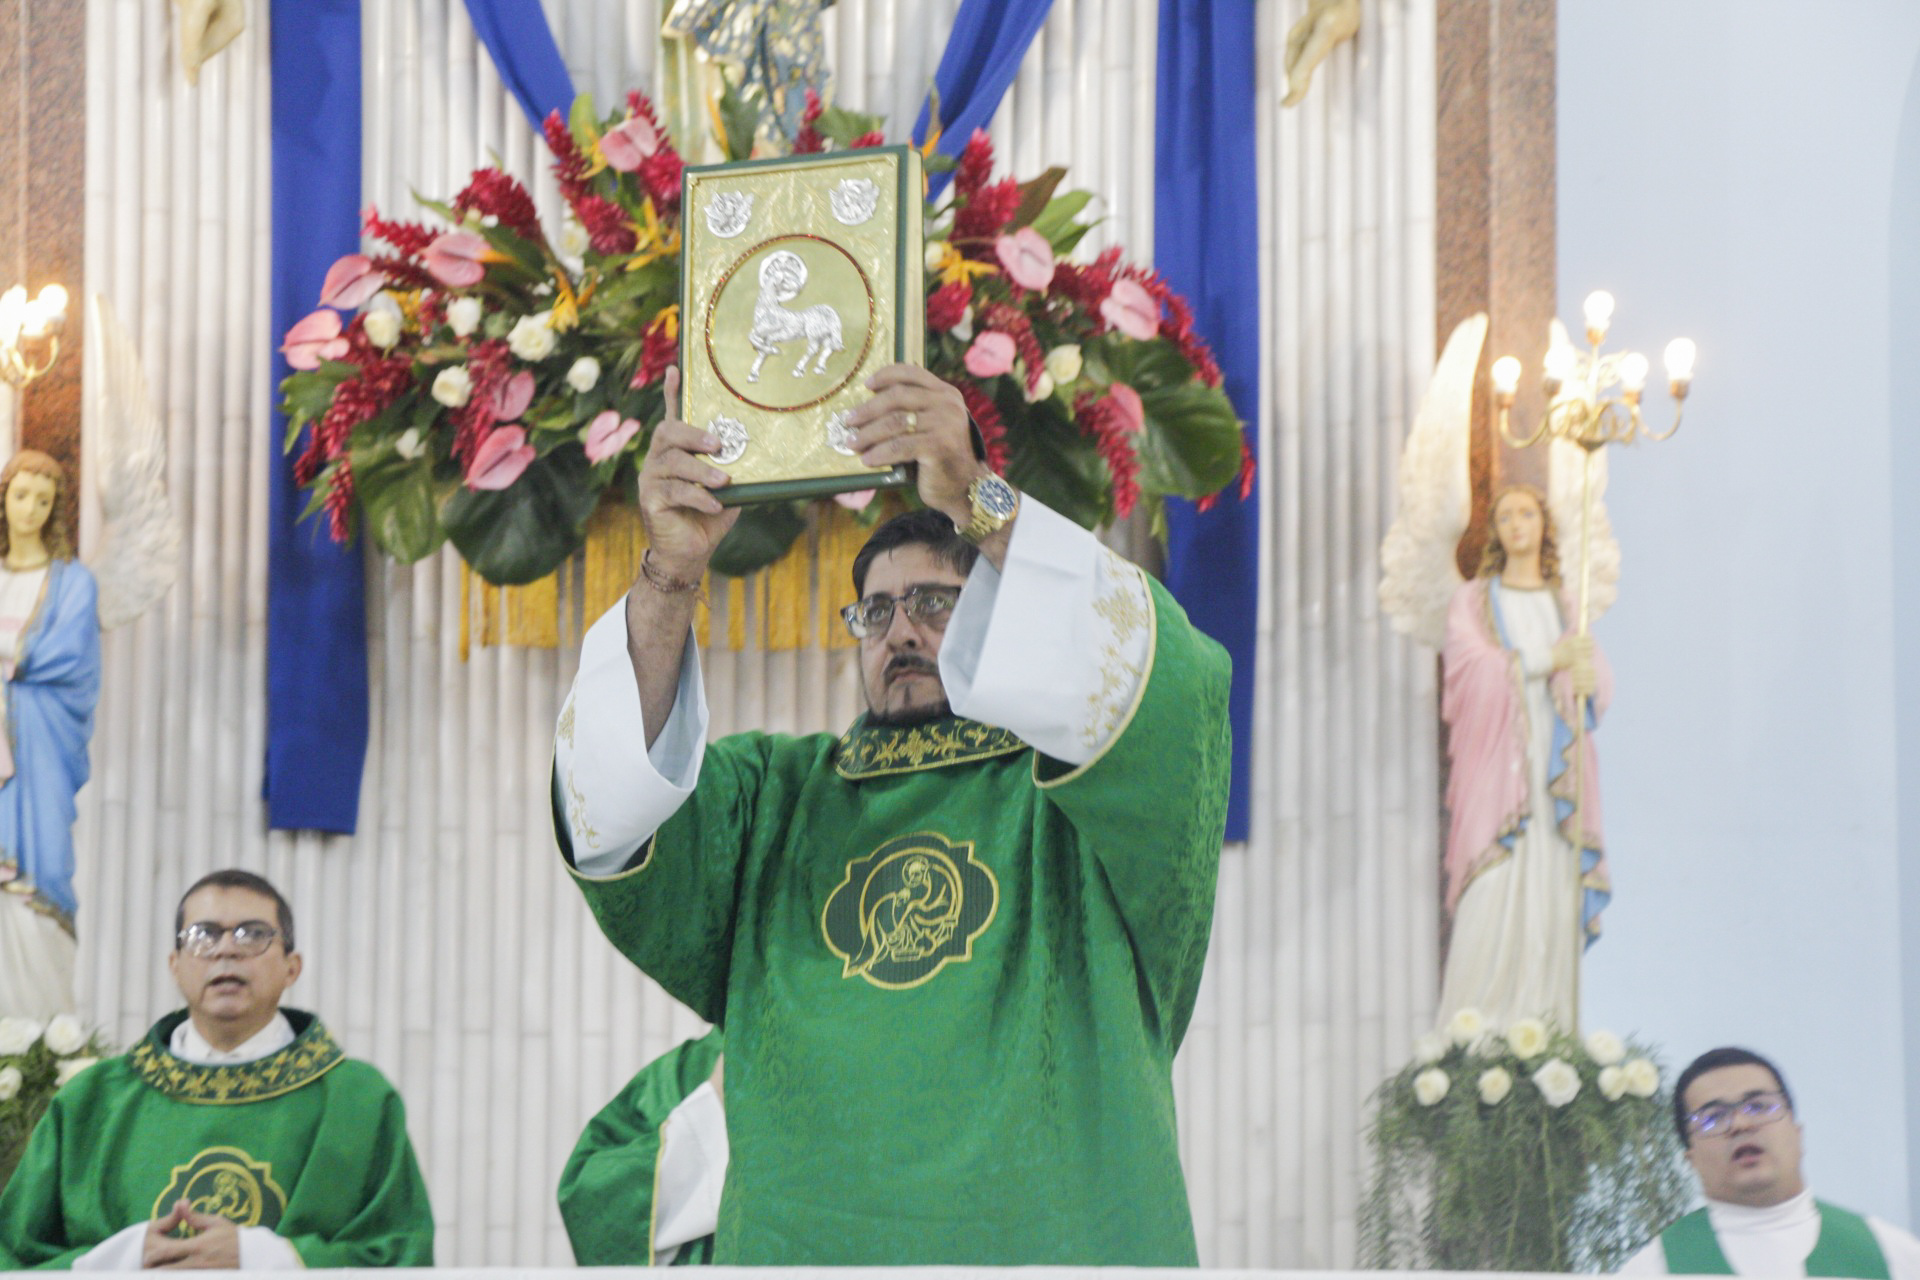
<box><xmin>979</xmin><ymin>302</ymin><xmax>1047</xmax><ymax>394</ymax></box>
<box><xmin>1053</xmin><ymin>246</ymin><xmax>1121</xmax><ymax>316</ymax></box>
<box><xmin>543</xmin><ymin>109</ymin><xmax>592</xmax><ymax>200</ymax></box>
<box><xmin>325</xmin><ymin>456</ymin><xmax>356</xmax><ymax>541</ymax></box>
<box><xmin>954</xmin><ymin>129</ymin><xmax>994</xmax><ymax>198</ymax></box>
<box><xmin>1074</xmin><ymin>390</ymin><xmax>1141</xmax><ymax>519</ymax></box>
<box><xmin>633</xmin><ymin>320</ymin><xmax>678</xmax><ymax>389</ymax></box>
<box><xmin>576</xmin><ymin>194</ymin><xmax>638</xmax><ymax>255</ymax></box>
<box><xmin>639</xmin><ymin>149</ymin><xmax>684</xmax><ymax>213</ymax></box>
<box><xmin>949</xmin><ymin>378</ymin><xmax>1010</xmax><ymax>475</ymax></box>
<box><xmin>849</xmin><ymin>131</ymin><xmax>886</xmax><ymax>149</ymax></box>
<box><xmin>361</xmin><ymin>206</ymin><xmax>437</xmax><ymax>257</ymax></box>
<box><xmin>448</xmin><ymin>339</ymin><xmax>513</xmax><ymax>467</ymax></box>
<box><xmin>954</xmin><ymin>178</ymin><xmax>1021</xmax><ymax>250</ymax></box>
<box><xmin>793</xmin><ymin>87</ymin><xmax>826</xmax><ymax>153</ymax></box>
<box><xmin>452</xmin><ymin>168</ymin><xmax>542</xmax><ymax>242</ymax></box>
<box><xmin>926</xmin><ymin>280</ymin><xmax>972</xmax><ymax>332</ymax></box>
<box><xmin>293</xmin><ymin>351</ymin><xmax>412</xmax><ymax>492</ymax></box>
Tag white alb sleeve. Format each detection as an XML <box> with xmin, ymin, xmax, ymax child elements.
<box><xmin>237</xmin><ymin>1228</ymin><xmax>304</xmax><ymax>1270</ymax></box>
<box><xmin>1613</xmin><ymin>1237</ymin><xmax>1669</xmax><ymax>1275</ymax></box>
<box><xmin>940</xmin><ymin>495</ymin><xmax>1153</xmax><ymax>766</ymax></box>
<box><xmin>652</xmin><ymin>1082</ymin><xmax>729</xmax><ymax>1263</ymax></box>
<box><xmin>1869</xmin><ymin>1217</ymin><xmax>1920</xmax><ymax>1280</ymax></box>
<box><xmin>554</xmin><ymin>596</ymin><xmax>710</xmax><ymax>877</ymax></box>
<box><xmin>69</xmin><ymin>1223</ymin><xmax>147</xmax><ymax>1271</ymax></box>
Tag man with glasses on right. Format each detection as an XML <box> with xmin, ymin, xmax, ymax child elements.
<box><xmin>1620</xmin><ymin>1047</ymin><xmax>1920</xmax><ymax>1277</ymax></box>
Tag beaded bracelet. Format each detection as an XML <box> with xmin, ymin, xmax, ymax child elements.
<box><xmin>639</xmin><ymin>549</ymin><xmax>702</xmax><ymax>595</ymax></box>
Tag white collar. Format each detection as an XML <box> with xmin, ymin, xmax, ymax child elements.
<box><xmin>170</xmin><ymin>1011</ymin><xmax>296</xmax><ymax>1064</ymax></box>
<box><xmin>1705</xmin><ymin>1187</ymin><xmax>1818</xmax><ymax>1234</ymax></box>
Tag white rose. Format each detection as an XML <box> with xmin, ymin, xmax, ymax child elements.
<box><xmin>1506</xmin><ymin>1018</ymin><xmax>1549</xmax><ymax>1060</ymax></box>
<box><xmin>1413</xmin><ymin>1032</ymin><xmax>1449</xmax><ymax>1066</ymax></box>
<box><xmin>924</xmin><ymin>240</ymin><xmax>947</xmax><ymax>272</ymax></box>
<box><xmin>56</xmin><ymin>1056</ymin><xmax>99</xmax><ymax>1087</ymax></box>
<box><xmin>1043</xmin><ymin>343</ymin><xmax>1083</xmax><ymax>386</ymax></box>
<box><xmin>396</xmin><ymin>427</ymin><xmax>427</xmax><ymax>461</ymax></box>
<box><xmin>362</xmin><ymin>307</ymin><xmax>401</xmax><ymax>350</ymax></box>
<box><xmin>0</xmin><ymin>1018</ymin><xmax>43</xmax><ymax>1055</ymax></box>
<box><xmin>1532</xmin><ymin>1057</ymin><xmax>1581</xmax><ymax>1108</ymax></box>
<box><xmin>1598</xmin><ymin>1065</ymin><xmax>1629</xmax><ymax>1101</ymax></box>
<box><xmin>566</xmin><ymin>356</ymin><xmax>602</xmax><ymax>393</ymax></box>
<box><xmin>0</xmin><ymin>1065</ymin><xmax>20</xmax><ymax>1101</ymax></box>
<box><xmin>952</xmin><ymin>306</ymin><xmax>975</xmax><ymax>342</ymax></box>
<box><xmin>1446</xmin><ymin>1007</ymin><xmax>1486</xmax><ymax>1047</ymax></box>
<box><xmin>1477</xmin><ymin>1066</ymin><xmax>1513</xmax><ymax>1105</ymax></box>
<box><xmin>1023</xmin><ymin>371</ymin><xmax>1055</xmax><ymax>403</ymax></box>
<box><xmin>43</xmin><ymin>1014</ymin><xmax>85</xmax><ymax>1056</ymax></box>
<box><xmin>1584</xmin><ymin>1029</ymin><xmax>1626</xmax><ymax>1066</ymax></box>
<box><xmin>446</xmin><ymin>296</ymin><xmax>483</xmax><ymax>338</ymax></box>
<box><xmin>508</xmin><ymin>312</ymin><xmax>557</xmax><ymax>361</ymax></box>
<box><xmin>431</xmin><ymin>365</ymin><xmax>473</xmax><ymax>408</ymax></box>
<box><xmin>559</xmin><ymin>219</ymin><xmax>591</xmax><ymax>260</ymax></box>
<box><xmin>1623</xmin><ymin>1057</ymin><xmax>1661</xmax><ymax>1098</ymax></box>
<box><xmin>1412</xmin><ymin>1067</ymin><xmax>1450</xmax><ymax>1107</ymax></box>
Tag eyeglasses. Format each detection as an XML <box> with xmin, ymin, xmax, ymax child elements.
<box><xmin>1686</xmin><ymin>1090</ymin><xmax>1790</xmax><ymax>1138</ymax></box>
<box><xmin>840</xmin><ymin>585</ymin><xmax>961</xmax><ymax>639</ymax></box>
<box><xmin>176</xmin><ymin>920</ymin><xmax>284</xmax><ymax>958</ymax></box>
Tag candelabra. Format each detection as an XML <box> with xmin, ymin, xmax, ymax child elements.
<box><xmin>0</xmin><ymin>283</ymin><xmax>70</xmax><ymax>389</ymax></box>
<box><xmin>1486</xmin><ymin>290</ymin><xmax>1697</xmax><ymax>851</ymax></box>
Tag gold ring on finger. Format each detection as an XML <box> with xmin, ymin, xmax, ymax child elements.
<box><xmin>903</xmin><ymin>411</ymin><xmax>918</xmax><ymax>434</ymax></box>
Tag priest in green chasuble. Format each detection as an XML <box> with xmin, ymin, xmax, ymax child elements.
<box><xmin>553</xmin><ymin>365</ymin><xmax>1233</xmax><ymax>1265</ymax></box>
<box><xmin>0</xmin><ymin>870</ymin><xmax>434</xmax><ymax>1270</ymax></box>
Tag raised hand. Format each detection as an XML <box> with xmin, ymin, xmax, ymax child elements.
<box><xmin>635</xmin><ymin>366</ymin><xmax>740</xmax><ymax>584</ymax></box>
<box><xmin>842</xmin><ymin>365</ymin><xmax>978</xmax><ymax>527</ymax></box>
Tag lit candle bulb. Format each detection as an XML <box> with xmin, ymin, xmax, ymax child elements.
<box><xmin>1542</xmin><ymin>340</ymin><xmax>1577</xmax><ymax>385</ymax></box>
<box><xmin>35</xmin><ymin>284</ymin><xmax>67</xmax><ymax>331</ymax></box>
<box><xmin>20</xmin><ymin>298</ymin><xmax>48</xmax><ymax>339</ymax></box>
<box><xmin>1582</xmin><ymin>291</ymin><xmax>1615</xmax><ymax>341</ymax></box>
<box><xmin>1491</xmin><ymin>356</ymin><xmax>1522</xmax><ymax>398</ymax></box>
<box><xmin>1663</xmin><ymin>337</ymin><xmax>1696</xmax><ymax>384</ymax></box>
<box><xmin>1618</xmin><ymin>351</ymin><xmax>1649</xmax><ymax>393</ymax></box>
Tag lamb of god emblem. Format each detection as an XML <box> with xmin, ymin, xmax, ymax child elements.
<box><xmin>746</xmin><ymin>250</ymin><xmax>845</xmax><ymax>383</ymax></box>
<box><xmin>822</xmin><ymin>832</ymin><xmax>999</xmax><ymax>989</ymax></box>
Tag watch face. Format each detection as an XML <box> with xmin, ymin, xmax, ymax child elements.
<box><xmin>976</xmin><ymin>474</ymin><xmax>1017</xmax><ymax>520</ymax></box>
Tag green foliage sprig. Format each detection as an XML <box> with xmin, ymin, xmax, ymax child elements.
<box><xmin>0</xmin><ymin>1014</ymin><xmax>113</xmax><ymax>1194</ymax></box>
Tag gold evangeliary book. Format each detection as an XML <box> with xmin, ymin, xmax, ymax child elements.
<box><xmin>678</xmin><ymin>145</ymin><xmax>925</xmax><ymax>505</ymax></box>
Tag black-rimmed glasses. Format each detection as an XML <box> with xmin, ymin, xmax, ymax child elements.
<box><xmin>176</xmin><ymin>920</ymin><xmax>284</xmax><ymax>958</ymax></box>
<box><xmin>840</xmin><ymin>585</ymin><xmax>962</xmax><ymax>639</ymax></box>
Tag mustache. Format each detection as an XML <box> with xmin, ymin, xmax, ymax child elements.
<box><xmin>885</xmin><ymin>653</ymin><xmax>938</xmax><ymax>679</ymax></box>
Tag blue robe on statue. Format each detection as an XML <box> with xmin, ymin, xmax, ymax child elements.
<box><xmin>0</xmin><ymin>560</ymin><xmax>101</xmax><ymax>934</ymax></box>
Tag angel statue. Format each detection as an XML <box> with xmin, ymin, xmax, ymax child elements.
<box><xmin>0</xmin><ymin>296</ymin><xmax>177</xmax><ymax>1019</ymax></box>
<box><xmin>1380</xmin><ymin>313</ymin><xmax>1618</xmax><ymax>1035</ymax></box>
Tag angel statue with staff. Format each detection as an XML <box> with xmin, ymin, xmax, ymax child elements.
<box><xmin>0</xmin><ymin>296</ymin><xmax>176</xmax><ymax>1018</ymax></box>
<box><xmin>1380</xmin><ymin>314</ymin><xmax>1617</xmax><ymax>1035</ymax></box>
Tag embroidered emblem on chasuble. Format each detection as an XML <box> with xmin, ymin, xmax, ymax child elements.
<box><xmin>823</xmin><ymin>832</ymin><xmax>998</xmax><ymax>988</ymax></box>
<box><xmin>151</xmin><ymin>1146</ymin><xmax>289</xmax><ymax>1228</ymax></box>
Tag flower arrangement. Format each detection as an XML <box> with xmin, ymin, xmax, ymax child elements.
<box><xmin>278</xmin><ymin>86</ymin><xmax>1250</xmax><ymax>586</ymax></box>
<box><xmin>1360</xmin><ymin>1011</ymin><xmax>1690</xmax><ymax>1272</ymax></box>
<box><xmin>0</xmin><ymin>1014</ymin><xmax>110</xmax><ymax>1193</ymax></box>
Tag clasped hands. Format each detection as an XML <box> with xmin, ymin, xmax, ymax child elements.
<box><xmin>141</xmin><ymin>1199</ymin><xmax>240</xmax><ymax>1269</ymax></box>
<box><xmin>1550</xmin><ymin>634</ymin><xmax>1598</xmax><ymax>698</ymax></box>
<box><xmin>636</xmin><ymin>364</ymin><xmax>978</xmax><ymax>583</ymax></box>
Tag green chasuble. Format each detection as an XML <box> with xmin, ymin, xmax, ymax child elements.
<box><xmin>1661</xmin><ymin>1203</ymin><xmax>1892</xmax><ymax>1278</ymax></box>
<box><xmin>0</xmin><ymin>1009</ymin><xmax>434</xmax><ymax>1270</ymax></box>
<box><xmin>558</xmin><ymin>577</ymin><xmax>1231</xmax><ymax>1266</ymax></box>
<box><xmin>558</xmin><ymin>1029</ymin><xmax>724</xmax><ymax>1266</ymax></box>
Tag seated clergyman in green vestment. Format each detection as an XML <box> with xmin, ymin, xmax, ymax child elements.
<box><xmin>552</xmin><ymin>365</ymin><xmax>1233</xmax><ymax>1265</ymax></box>
<box><xmin>558</xmin><ymin>1029</ymin><xmax>725</xmax><ymax>1265</ymax></box>
<box><xmin>0</xmin><ymin>870</ymin><xmax>435</xmax><ymax>1270</ymax></box>
<box><xmin>1619</xmin><ymin>1047</ymin><xmax>1920</xmax><ymax>1278</ymax></box>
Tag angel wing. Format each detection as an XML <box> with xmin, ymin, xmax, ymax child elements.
<box><xmin>1379</xmin><ymin>312</ymin><xmax>1487</xmax><ymax>649</ymax></box>
<box><xmin>1542</xmin><ymin>319</ymin><xmax>1622</xmax><ymax>626</ymax></box>
<box><xmin>84</xmin><ymin>293</ymin><xmax>179</xmax><ymax>630</ymax></box>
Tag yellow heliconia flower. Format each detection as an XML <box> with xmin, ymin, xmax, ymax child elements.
<box><xmin>648</xmin><ymin>305</ymin><xmax>680</xmax><ymax>341</ymax></box>
<box><xmin>931</xmin><ymin>241</ymin><xmax>997</xmax><ymax>288</ymax></box>
<box><xmin>387</xmin><ymin>289</ymin><xmax>427</xmax><ymax>330</ymax></box>
<box><xmin>625</xmin><ymin>197</ymin><xmax>682</xmax><ymax>272</ymax></box>
<box><xmin>549</xmin><ymin>268</ymin><xmax>597</xmax><ymax>333</ymax></box>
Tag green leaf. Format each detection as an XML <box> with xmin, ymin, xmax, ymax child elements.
<box><xmin>716</xmin><ymin>77</ymin><xmax>761</xmax><ymax>162</ymax></box>
<box><xmin>1006</xmin><ymin>167</ymin><xmax>1068</xmax><ymax>232</ymax></box>
<box><xmin>816</xmin><ymin>104</ymin><xmax>886</xmax><ymax>148</ymax></box>
<box><xmin>351</xmin><ymin>435</ymin><xmax>445</xmax><ymax>564</ymax></box>
<box><xmin>1134</xmin><ymin>381</ymin><xmax>1243</xmax><ymax>498</ymax></box>
<box><xmin>279</xmin><ymin>365</ymin><xmax>357</xmax><ymax>431</ymax></box>
<box><xmin>1047</xmin><ymin>221</ymin><xmax>1099</xmax><ymax>257</ymax></box>
<box><xmin>709</xmin><ymin>501</ymin><xmax>807</xmax><ymax>577</ymax></box>
<box><xmin>1028</xmin><ymin>189</ymin><xmax>1093</xmax><ymax>241</ymax></box>
<box><xmin>441</xmin><ymin>445</ymin><xmax>602</xmax><ymax>585</ymax></box>
<box><xmin>1102</xmin><ymin>337</ymin><xmax>1196</xmax><ymax>392</ymax></box>
<box><xmin>569</xmin><ymin>92</ymin><xmax>601</xmax><ymax>154</ymax></box>
<box><xmin>1001</xmin><ymin>398</ymin><xmax>1112</xmax><ymax>530</ymax></box>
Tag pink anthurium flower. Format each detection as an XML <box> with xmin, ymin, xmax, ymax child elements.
<box><xmin>995</xmin><ymin>227</ymin><xmax>1056</xmax><ymax>292</ymax></box>
<box><xmin>465</xmin><ymin>425</ymin><xmax>536</xmax><ymax>491</ymax></box>
<box><xmin>583</xmin><ymin>410</ymin><xmax>642</xmax><ymax>463</ymax></box>
<box><xmin>834</xmin><ymin>488</ymin><xmax>877</xmax><ymax>511</ymax></box>
<box><xmin>280</xmin><ymin>309</ymin><xmax>349</xmax><ymax>370</ymax></box>
<box><xmin>1100</xmin><ymin>278</ymin><xmax>1160</xmax><ymax>341</ymax></box>
<box><xmin>1107</xmin><ymin>381</ymin><xmax>1146</xmax><ymax>434</ymax></box>
<box><xmin>963</xmin><ymin>330</ymin><xmax>1017</xmax><ymax>378</ymax></box>
<box><xmin>424</xmin><ymin>231</ymin><xmax>490</xmax><ymax>287</ymax></box>
<box><xmin>600</xmin><ymin>115</ymin><xmax>662</xmax><ymax>172</ymax></box>
<box><xmin>318</xmin><ymin>254</ymin><xmax>387</xmax><ymax>309</ymax></box>
<box><xmin>491</xmin><ymin>370</ymin><xmax>535</xmax><ymax>422</ymax></box>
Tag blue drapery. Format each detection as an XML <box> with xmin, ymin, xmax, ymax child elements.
<box><xmin>463</xmin><ymin>0</ymin><xmax>577</xmax><ymax>132</ymax></box>
<box><xmin>1155</xmin><ymin>0</ymin><xmax>1259</xmax><ymax>841</ymax></box>
<box><xmin>911</xmin><ymin>0</ymin><xmax>1056</xmax><ymax>195</ymax></box>
<box><xmin>266</xmin><ymin>0</ymin><xmax>368</xmax><ymax>832</ymax></box>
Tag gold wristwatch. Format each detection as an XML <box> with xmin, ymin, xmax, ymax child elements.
<box><xmin>956</xmin><ymin>472</ymin><xmax>1019</xmax><ymax>544</ymax></box>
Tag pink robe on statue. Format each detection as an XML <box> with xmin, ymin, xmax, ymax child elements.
<box><xmin>1440</xmin><ymin>577</ymin><xmax>1612</xmax><ymax>934</ymax></box>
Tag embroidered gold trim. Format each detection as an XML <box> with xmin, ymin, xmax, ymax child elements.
<box><xmin>820</xmin><ymin>830</ymin><xmax>999</xmax><ymax>990</ymax></box>
<box><xmin>1037</xmin><ymin>578</ymin><xmax>1160</xmax><ymax>792</ymax></box>
<box><xmin>833</xmin><ymin>716</ymin><xmax>1026</xmax><ymax>780</ymax></box>
<box><xmin>129</xmin><ymin>1016</ymin><xmax>344</xmax><ymax>1104</ymax></box>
